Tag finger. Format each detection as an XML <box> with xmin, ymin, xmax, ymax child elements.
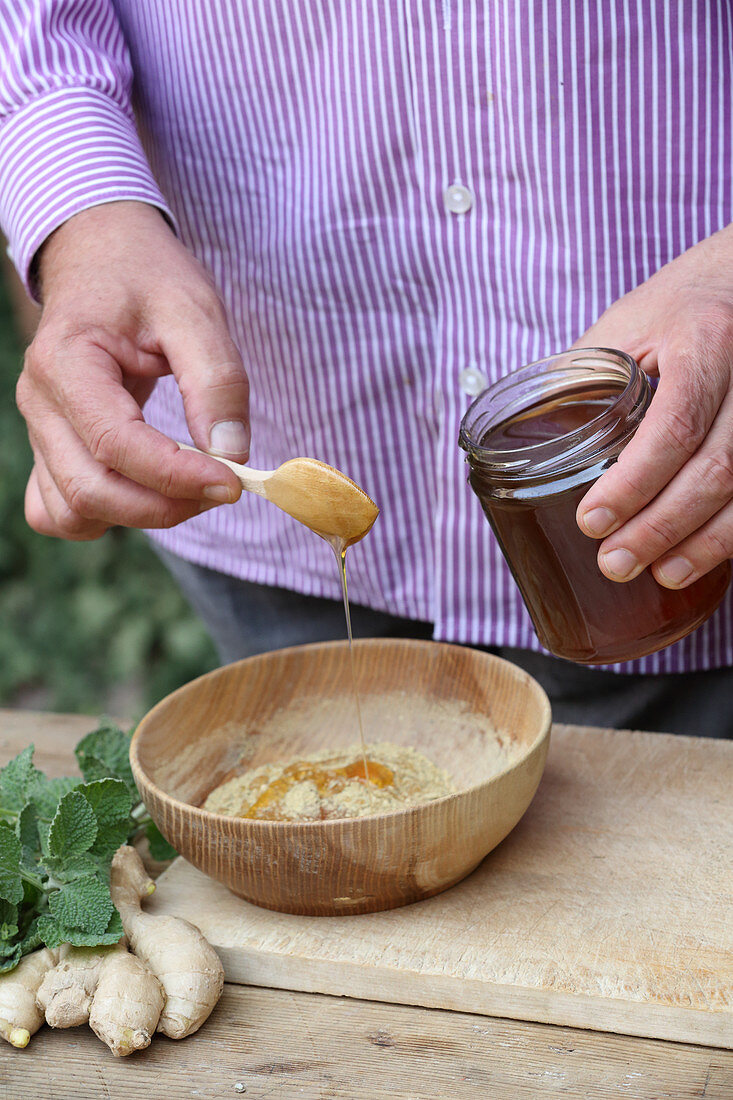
<box><xmin>593</xmin><ymin>393</ymin><xmax>733</xmax><ymax>580</ymax></box>
<box><xmin>25</xmin><ymin>459</ymin><xmax>110</xmax><ymax>541</ymax></box>
<box><xmin>42</xmin><ymin>346</ymin><xmax>242</xmax><ymax>504</ymax></box>
<box><xmin>156</xmin><ymin>293</ymin><xmax>251</xmax><ymax>461</ymax></box>
<box><xmin>653</xmin><ymin>504</ymin><xmax>733</xmax><ymax>589</ymax></box>
<box><xmin>577</xmin><ymin>352</ymin><xmax>727</xmax><ymax>540</ymax></box>
<box><xmin>28</xmin><ymin>412</ymin><xmax>213</xmax><ymax>531</ymax></box>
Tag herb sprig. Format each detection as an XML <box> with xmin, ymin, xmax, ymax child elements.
<box><xmin>0</xmin><ymin>723</ymin><xmax>176</xmax><ymax>973</ymax></box>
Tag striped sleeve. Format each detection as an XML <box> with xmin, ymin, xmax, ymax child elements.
<box><xmin>0</xmin><ymin>0</ymin><xmax>174</xmax><ymax>297</ymax></box>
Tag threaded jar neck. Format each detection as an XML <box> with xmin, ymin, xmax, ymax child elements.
<box><xmin>458</xmin><ymin>348</ymin><xmax>651</xmax><ymax>485</ymax></box>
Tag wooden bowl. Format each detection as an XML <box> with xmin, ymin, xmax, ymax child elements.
<box><xmin>131</xmin><ymin>639</ymin><xmax>551</xmax><ymax>916</ymax></box>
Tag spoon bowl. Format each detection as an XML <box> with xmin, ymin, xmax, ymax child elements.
<box><xmin>180</xmin><ymin>444</ymin><xmax>379</xmax><ymax>546</ymax></box>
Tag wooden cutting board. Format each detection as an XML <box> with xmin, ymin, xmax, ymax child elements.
<box><xmin>148</xmin><ymin>724</ymin><xmax>733</xmax><ymax>1049</ymax></box>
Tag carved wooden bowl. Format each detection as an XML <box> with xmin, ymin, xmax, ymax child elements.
<box><xmin>131</xmin><ymin>639</ymin><xmax>551</xmax><ymax>916</ymax></box>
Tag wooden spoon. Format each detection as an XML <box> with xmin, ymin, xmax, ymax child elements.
<box><xmin>180</xmin><ymin>443</ymin><xmax>379</xmax><ymax>547</ymax></box>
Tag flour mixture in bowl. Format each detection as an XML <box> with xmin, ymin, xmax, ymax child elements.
<box><xmin>203</xmin><ymin>741</ymin><xmax>456</xmax><ymax>821</ymax></box>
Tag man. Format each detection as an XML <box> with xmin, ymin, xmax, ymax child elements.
<box><xmin>1</xmin><ymin>2</ymin><xmax>732</xmax><ymax>734</ymax></box>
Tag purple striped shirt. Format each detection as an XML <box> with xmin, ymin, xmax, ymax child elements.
<box><xmin>2</xmin><ymin>1</ymin><xmax>732</xmax><ymax>673</ymax></box>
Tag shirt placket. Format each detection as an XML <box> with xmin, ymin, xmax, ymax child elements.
<box><xmin>402</xmin><ymin>0</ymin><xmax>494</xmax><ymax>635</ymax></box>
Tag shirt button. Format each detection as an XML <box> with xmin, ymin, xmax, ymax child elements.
<box><xmin>458</xmin><ymin>365</ymin><xmax>488</xmax><ymax>396</ymax></box>
<box><xmin>443</xmin><ymin>184</ymin><xmax>473</xmax><ymax>215</ymax></box>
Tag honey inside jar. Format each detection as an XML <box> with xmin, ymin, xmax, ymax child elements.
<box><xmin>460</xmin><ymin>350</ymin><xmax>731</xmax><ymax>664</ymax></box>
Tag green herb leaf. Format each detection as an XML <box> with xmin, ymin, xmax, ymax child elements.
<box><xmin>102</xmin><ymin>907</ymin><xmax>123</xmax><ymax>942</ymax></box>
<box><xmin>0</xmin><ymin>823</ymin><xmax>23</xmax><ymax>905</ymax></box>
<box><xmin>0</xmin><ymin>945</ymin><xmax>21</xmax><ymax>973</ymax></box>
<box><xmin>37</xmin><ymin>818</ymin><xmax>52</xmax><ymax>861</ymax></box>
<box><xmin>79</xmin><ymin>778</ymin><xmax>132</xmax><ymax>864</ymax></box>
<box><xmin>49</xmin><ymin>852</ymin><xmax>99</xmax><ymax>883</ymax></box>
<box><xmin>37</xmin><ymin>906</ymin><xmax>123</xmax><ymax>949</ymax></box>
<box><xmin>0</xmin><ymin>719</ymin><xmax>164</xmax><ymax>973</ymax></box>
<box><xmin>20</xmin><ymin>877</ymin><xmax>43</xmax><ymax>917</ymax></box>
<box><xmin>80</xmin><ymin>778</ymin><xmax>132</xmax><ymax>830</ymax></box>
<box><xmin>33</xmin><ymin>913</ymin><xmax>69</xmax><ymax>950</ymax></box>
<box><xmin>29</xmin><ymin>775</ymin><xmax>81</xmax><ymax>823</ymax></box>
<box><xmin>75</xmin><ymin>724</ymin><xmax>136</xmax><ymax>799</ymax></box>
<box><xmin>0</xmin><ymin>898</ymin><xmax>19</xmax><ymax>946</ymax></box>
<box><xmin>48</xmin><ymin>874</ymin><xmax>115</xmax><ymax>937</ymax></box>
<box><xmin>146</xmin><ymin>821</ymin><xmax>178</xmax><ymax>862</ymax></box>
<box><xmin>0</xmin><ymin>745</ymin><xmax>40</xmax><ymax>818</ymax></box>
<box><xmin>48</xmin><ymin>790</ymin><xmax>97</xmax><ymax>860</ymax></box>
<box><xmin>16</xmin><ymin>802</ymin><xmax>38</xmax><ymax>863</ymax></box>
<box><xmin>19</xmin><ymin>917</ymin><xmax>43</xmax><ymax>956</ymax></box>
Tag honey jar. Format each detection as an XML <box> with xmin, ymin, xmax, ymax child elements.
<box><xmin>458</xmin><ymin>348</ymin><xmax>730</xmax><ymax>664</ymax></box>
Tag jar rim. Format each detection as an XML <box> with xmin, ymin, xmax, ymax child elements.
<box><xmin>458</xmin><ymin>347</ymin><xmax>647</xmax><ymax>481</ymax></box>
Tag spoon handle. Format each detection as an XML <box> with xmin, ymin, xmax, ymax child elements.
<box><xmin>177</xmin><ymin>442</ymin><xmax>272</xmax><ymax>497</ymax></box>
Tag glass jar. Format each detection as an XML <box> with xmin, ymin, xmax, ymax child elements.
<box><xmin>458</xmin><ymin>348</ymin><xmax>731</xmax><ymax>664</ymax></box>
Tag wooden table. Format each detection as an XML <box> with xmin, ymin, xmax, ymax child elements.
<box><xmin>0</xmin><ymin>709</ymin><xmax>731</xmax><ymax>1100</ymax></box>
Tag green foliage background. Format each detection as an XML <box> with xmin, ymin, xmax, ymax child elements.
<box><xmin>0</xmin><ymin>275</ymin><xmax>218</xmax><ymax>718</ymax></box>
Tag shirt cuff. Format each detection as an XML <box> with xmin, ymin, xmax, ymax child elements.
<box><xmin>0</xmin><ymin>85</ymin><xmax>177</xmax><ymax>300</ymax></box>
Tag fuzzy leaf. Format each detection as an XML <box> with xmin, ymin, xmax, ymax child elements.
<box><xmin>91</xmin><ymin>821</ymin><xmax>131</xmax><ymax>863</ymax></box>
<box><xmin>20</xmin><ymin>876</ymin><xmax>43</xmax><ymax>917</ymax></box>
<box><xmin>29</xmin><ymin>775</ymin><xmax>81</xmax><ymax>822</ymax></box>
<box><xmin>0</xmin><ymin>745</ymin><xmax>40</xmax><ymax>817</ymax></box>
<box><xmin>102</xmin><ymin>907</ymin><xmax>123</xmax><ymax>942</ymax></box>
<box><xmin>34</xmin><ymin>913</ymin><xmax>70</xmax><ymax>950</ymax></box>
<box><xmin>75</xmin><ymin>725</ymin><xmax>136</xmax><ymax>798</ymax></box>
<box><xmin>48</xmin><ymin>874</ymin><xmax>114</xmax><ymax>936</ymax></box>
<box><xmin>48</xmin><ymin>790</ymin><xmax>97</xmax><ymax>860</ymax></box>
<box><xmin>0</xmin><ymin>945</ymin><xmax>21</xmax><ymax>973</ymax></box>
<box><xmin>146</xmin><ymin>821</ymin><xmax>178</xmax><ymax>862</ymax></box>
<box><xmin>37</xmin><ymin>818</ymin><xmax>52</xmax><ymax>860</ymax></box>
<box><xmin>16</xmin><ymin>802</ymin><xmax>38</xmax><ymax>863</ymax></box>
<box><xmin>0</xmin><ymin>823</ymin><xmax>22</xmax><ymax>905</ymax></box>
<box><xmin>19</xmin><ymin>917</ymin><xmax>42</xmax><ymax>956</ymax></box>
<box><xmin>37</xmin><ymin>906</ymin><xmax>122</xmax><ymax>949</ymax></box>
<box><xmin>80</xmin><ymin>778</ymin><xmax>132</xmax><ymax>830</ymax></box>
<box><xmin>50</xmin><ymin>853</ymin><xmax>100</xmax><ymax>882</ymax></box>
<box><xmin>0</xmin><ymin>898</ymin><xmax>19</xmax><ymax>946</ymax></box>
<box><xmin>78</xmin><ymin>778</ymin><xmax>132</xmax><ymax>862</ymax></box>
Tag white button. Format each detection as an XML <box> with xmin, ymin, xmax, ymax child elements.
<box><xmin>443</xmin><ymin>183</ymin><xmax>473</xmax><ymax>215</ymax></box>
<box><xmin>458</xmin><ymin>365</ymin><xmax>488</xmax><ymax>396</ymax></box>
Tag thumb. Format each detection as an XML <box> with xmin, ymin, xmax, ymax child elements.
<box><xmin>159</xmin><ymin>299</ymin><xmax>251</xmax><ymax>462</ymax></box>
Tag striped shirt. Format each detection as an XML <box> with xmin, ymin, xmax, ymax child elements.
<box><xmin>1</xmin><ymin>1</ymin><xmax>732</xmax><ymax>673</ymax></box>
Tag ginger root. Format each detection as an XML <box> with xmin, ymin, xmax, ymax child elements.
<box><xmin>110</xmin><ymin>845</ymin><xmax>224</xmax><ymax>1039</ymax></box>
<box><xmin>0</xmin><ymin>947</ymin><xmax>59</xmax><ymax>1048</ymax></box>
<box><xmin>37</xmin><ymin>942</ymin><xmax>164</xmax><ymax>1056</ymax></box>
<box><xmin>0</xmin><ymin>844</ymin><xmax>224</xmax><ymax>1056</ymax></box>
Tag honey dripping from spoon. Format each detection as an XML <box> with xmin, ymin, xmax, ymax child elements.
<box><xmin>239</xmin><ymin>539</ymin><xmax>385</xmax><ymax>822</ymax></box>
<box><xmin>328</xmin><ymin>537</ymin><xmax>374</xmax><ymax>808</ymax></box>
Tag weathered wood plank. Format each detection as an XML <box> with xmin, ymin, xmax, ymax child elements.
<box><xmin>1</xmin><ymin>984</ymin><xmax>731</xmax><ymax>1099</ymax></box>
<box><xmin>0</xmin><ymin>708</ymin><xmax>101</xmax><ymax>776</ymax></box>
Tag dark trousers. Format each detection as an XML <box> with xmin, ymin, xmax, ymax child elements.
<box><xmin>156</xmin><ymin>547</ymin><xmax>733</xmax><ymax>739</ymax></box>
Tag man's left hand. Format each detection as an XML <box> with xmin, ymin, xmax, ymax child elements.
<box><xmin>576</xmin><ymin>223</ymin><xmax>733</xmax><ymax>589</ymax></box>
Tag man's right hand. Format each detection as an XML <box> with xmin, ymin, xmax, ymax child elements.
<box><xmin>16</xmin><ymin>200</ymin><xmax>249</xmax><ymax>540</ymax></box>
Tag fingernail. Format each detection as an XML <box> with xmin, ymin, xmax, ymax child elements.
<box><xmin>203</xmin><ymin>484</ymin><xmax>235</xmax><ymax>503</ymax></box>
<box><xmin>657</xmin><ymin>556</ymin><xmax>695</xmax><ymax>587</ymax></box>
<box><xmin>580</xmin><ymin>506</ymin><xmax>617</xmax><ymax>538</ymax></box>
<box><xmin>209</xmin><ymin>420</ymin><xmax>250</xmax><ymax>456</ymax></box>
<box><xmin>600</xmin><ymin>547</ymin><xmax>640</xmax><ymax>581</ymax></box>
